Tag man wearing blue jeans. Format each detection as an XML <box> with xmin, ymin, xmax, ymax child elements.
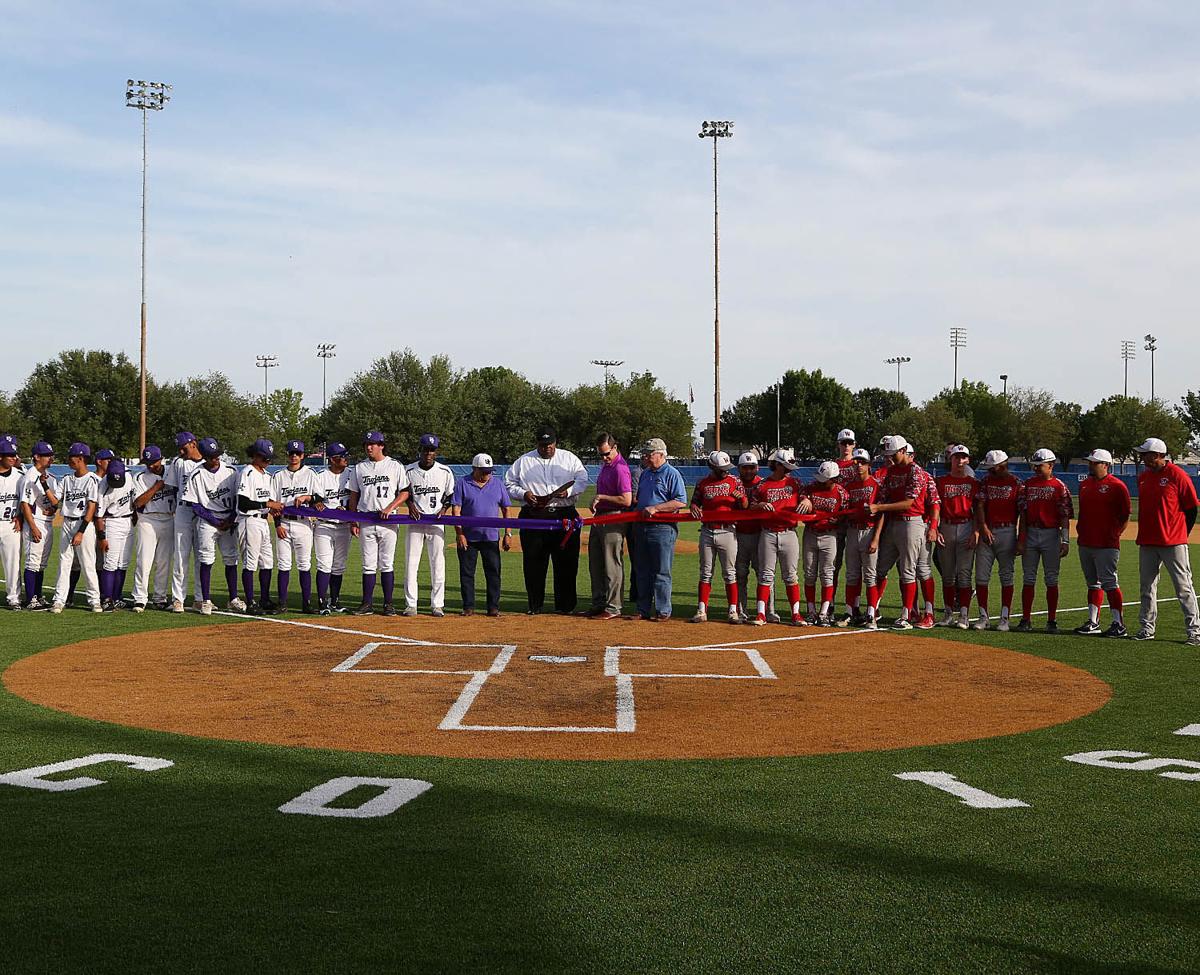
<box><xmin>634</xmin><ymin>438</ymin><xmax>688</xmax><ymax>620</ymax></box>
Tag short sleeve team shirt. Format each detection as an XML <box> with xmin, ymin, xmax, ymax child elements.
<box><xmin>1077</xmin><ymin>475</ymin><xmax>1131</xmax><ymax>550</ymax></box>
<box><xmin>693</xmin><ymin>473</ymin><xmax>746</xmax><ymax>528</ymax></box>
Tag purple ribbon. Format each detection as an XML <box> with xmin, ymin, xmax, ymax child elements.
<box><xmin>281</xmin><ymin>505</ymin><xmax>579</xmax><ymax>532</ymax></box>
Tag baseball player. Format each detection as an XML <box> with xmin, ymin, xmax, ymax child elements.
<box><xmin>840</xmin><ymin>447</ymin><xmax>883</xmax><ymax>628</ymax></box>
<box><xmin>312</xmin><ymin>442</ymin><xmax>354</xmax><ymax>615</ymax></box>
<box><xmin>273</xmin><ymin>440</ymin><xmax>318</xmax><ymax>613</ymax></box>
<box><xmin>50</xmin><ymin>443</ymin><xmax>101</xmax><ymax>613</ymax></box>
<box><xmin>130</xmin><ymin>445</ymin><xmax>174</xmax><ymax>612</ymax></box>
<box><xmin>404</xmin><ymin>433</ymin><xmax>456</xmax><ymax>618</ymax></box>
<box><xmin>1015</xmin><ymin>448</ymin><xmax>1073</xmax><ymax>633</ymax></box>
<box><xmin>802</xmin><ymin>460</ymin><xmax>850</xmax><ymax>625</ymax></box>
<box><xmin>689</xmin><ymin>450</ymin><xmax>747</xmax><ymax>623</ymax></box>
<box><xmin>19</xmin><ymin>441</ymin><xmax>58</xmax><ymax>610</ymax></box>
<box><xmin>973</xmin><ymin>449</ymin><xmax>1024</xmax><ymax>631</ymax></box>
<box><xmin>346</xmin><ymin>430</ymin><xmax>410</xmax><ymax>616</ymax></box>
<box><xmin>935</xmin><ymin>445</ymin><xmax>979</xmax><ymax>629</ymax></box>
<box><xmin>96</xmin><ymin>460</ymin><xmax>137</xmax><ymax>611</ymax></box>
<box><xmin>0</xmin><ymin>435</ymin><xmax>22</xmax><ymax>609</ymax></box>
<box><xmin>182</xmin><ymin>437</ymin><xmax>243</xmax><ymax>616</ymax></box>
<box><xmin>750</xmin><ymin>448</ymin><xmax>812</xmax><ymax>626</ymax></box>
<box><xmin>866</xmin><ymin>435</ymin><xmax>929</xmax><ymax>630</ymax></box>
<box><xmin>734</xmin><ymin>451</ymin><xmax>776</xmax><ymax>623</ymax></box>
<box><xmin>236</xmin><ymin>439</ymin><xmax>280</xmax><ymax>615</ymax></box>
<box><xmin>912</xmin><ymin>444</ymin><xmax>941</xmax><ymax>630</ymax></box>
<box><xmin>64</xmin><ymin>447</ymin><xmax>112</xmax><ymax>605</ymax></box>
<box><xmin>167</xmin><ymin>432</ymin><xmax>204</xmax><ymax>613</ymax></box>
<box><xmin>830</xmin><ymin>428</ymin><xmax>858</xmax><ymax>589</ymax></box>
<box><xmin>1073</xmin><ymin>448</ymin><xmax>1131</xmax><ymax>638</ymax></box>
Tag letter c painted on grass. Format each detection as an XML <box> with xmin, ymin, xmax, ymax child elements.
<box><xmin>0</xmin><ymin>753</ymin><xmax>174</xmax><ymax>792</ymax></box>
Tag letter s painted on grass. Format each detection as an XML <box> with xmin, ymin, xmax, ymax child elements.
<box><xmin>1063</xmin><ymin>750</ymin><xmax>1200</xmax><ymax>782</ymax></box>
<box><xmin>0</xmin><ymin>753</ymin><xmax>174</xmax><ymax>793</ymax></box>
<box><xmin>278</xmin><ymin>777</ymin><xmax>433</xmax><ymax>818</ymax></box>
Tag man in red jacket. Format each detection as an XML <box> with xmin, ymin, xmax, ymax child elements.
<box><xmin>1016</xmin><ymin>448</ymin><xmax>1074</xmax><ymax>633</ymax></box>
<box><xmin>1134</xmin><ymin>438</ymin><xmax>1200</xmax><ymax>645</ymax></box>
<box><xmin>1074</xmin><ymin>448</ymin><xmax>1131</xmax><ymax>638</ymax></box>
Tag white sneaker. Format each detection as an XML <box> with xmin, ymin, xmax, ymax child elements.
<box><xmin>171</xmin><ymin>600</ymin><xmax>185</xmax><ymax>614</ymax></box>
<box><xmin>766</xmin><ymin>612</ymin><xmax>781</xmax><ymax>624</ymax></box>
<box><xmin>997</xmin><ymin>617</ymin><xmax>1011</xmax><ymax>632</ymax></box>
<box><xmin>954</xmin><ymin>616</ymin><xmax>970</xmax><ymax>630</ymax></box>
<box><xmin>751</xmin><ymin>615</ymin><xmax>766</xmax><ymax>626</ymax></box>
<box><xmin>131</xmin><ymin>604</ymin><xmax>145</xmax><ymax>614</ymax></box>
<box><xmin>689</xmin><ymin>609</ymin><xmax>708</xmax><ymax>623</ymax></box>
<box><xmin>228</xmin><ymin>597</ymin><xmax>247</xmax><ymax>613</ymax></box>
<box><xmin>936</xmin><ymin>611</ymin><xmax>955</xmax><ymax>627</ymax></box>
<box><xmin>91</xmin><ymin>603</ymin><xmax>103</xmax><ymax>614</ymax></box>
<box><xmin>50</xmin><ymin>602</ymin><xmax>64</xmax><ymax>615</ymax></box>
<box><xmin>199</xmin><ymin>600</ymin><xmax>213</xmax><ymax>616</ymax></box>
<box><xmin>727</xmin><ymin>606</ymin><xmax>741</xmax><ymax>624</ymax></box>
<box><xmin>972</xmin><ymin>613</ymin><xmax>990</xmax><ymax>631</ymax></box>
<box><xmin>863</xmin><ymin>617</ymin><xmax>878</xmax><ymax>630</ymax></box>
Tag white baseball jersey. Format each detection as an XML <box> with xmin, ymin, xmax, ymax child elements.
<box><xmin>182</xmin><ymin>463</ymin><xmax>238</xmax><ymax>518</ymax></box>
<box><xmin>272</xmin><ymin>465</ymin><xmax>319</xmax><ymax>511</ymax></box>
<box><xmin>99</xmin><ymin>479</ymin><xmax>138</xmax><ymax>519</ymax></box>
<box><xmin>312</xmin><ymin>468</ymin><xmax>354</xmax><ymax>512</ymax></box>
<box><xmin>405</xmin><ymin>461</ymin><xmax>455</xmax><ymax>516</ymax></box>
<box><xmin>134</xmin><ymin>468</ymin><xmax>174</xmax><ymax>515</ymax></box>
<box><xmin>236</xmin><ymin>465</ymin><xmax>275</xmax><ymax>518</ymax></box>
<box><xmin>348</xmin><ymin>458</ymin><xmax>408</xmax><ymax>513</ymax></box>
<box><xmin>0</xmin><ymin>468</ymin><xmax>21</xmax><ymax>522</ymax></box>
<box><xmin>20</xmin><ymin>469</ymin><xmax>58</xmax><ymax>522</ymax></box>
<box><xmin>164</xmin><ymin>457</ymin><xmax>199</xmax><ymax>511</ymax></box>
<box><xmin>59</xmin><ymin>471</ymin><xmax>101</xmax><ymax>521</ymax></box>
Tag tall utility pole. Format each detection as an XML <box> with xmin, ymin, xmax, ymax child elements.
<box><xmin>125</xmin><ymin>79</ymin><xmax>172</xmax><ymax>452</ymax></box>
<box><xmin>886</xmin><ymin>356</ymin><xmax>911</xmax><ymax>393</ymax></box>
<box><xmin>699</xmin><ymin>120</ymin><xmax>733</xmax><ymax>450</ymax></box>
<box><xmin>1000</xmin><ymin>373</ymin><xmax>1008</xmax><ymax>399</ymax></box>
<box><xmin>1121</xmin><ymin>340</ymin><xmax>1137</xmax><ymax>397</ymax></box>
<box><xmin>950</xmin><ymin>327</ymin><xmax>967</xmax><ymax>388</ymax></box>
<box><xmin>1144</xmin><ymin>334</ymin><xmax>1158</xmax><ymax>401</ymax></box>
<box><xmin>317</xmin><ymin>344</ymin><xmax>337</xmax><ymax>411</ymax></box>
<box><xmin>256</xmin><ymin>354</ymin><xmax>278</xmax><ymax>397</ymax></box>
<box><xmin>590</xmin><ymin>358</ymin><xmax>623</xmax><ymax>392</ymax></box>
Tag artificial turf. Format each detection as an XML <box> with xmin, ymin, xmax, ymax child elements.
<box><xmin>1</xmin><ymin>507</ymin><xmax>1198</xmax><ymax>973</ymax></box>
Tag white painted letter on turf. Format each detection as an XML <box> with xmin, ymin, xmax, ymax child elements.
<box><xmin>1174</xmin><ymin>724</ymin><xmax>1200</xmax><ymax>737</ymax></box>
<box><xmin>278</xmin><ymin>777</ymin><xmax>433</xmax><ymax>818</ymax></box>
<box><xmin>0</xmin><ymin>753</ymin><xmax>174</xmax><ymax>793</ymax></box>
<box><xmin>1063</xmin><ymin>750</ymin><xmax>1200</xmax><ymax>781</ymax></box>
<box><xmin>893</xmin><ymin>771</ymin><xmax>1030</xmax><ymax>809</ymax></box>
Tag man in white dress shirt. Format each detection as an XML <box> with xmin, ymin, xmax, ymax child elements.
<box><xmin>503</xmin><ymin>427</ymin><xmax>589</xmax><ymax>615</ymax></box>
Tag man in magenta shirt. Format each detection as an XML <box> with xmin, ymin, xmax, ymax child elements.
<box><xmin>1134</xmin><ymin>437</ymin><xmax>1199</xmax><ymax>645</ymax></box>
<box><xmin>586</xmin><ymin>433</ymin><xmax>632</xmax><ymax>620</ymax></box>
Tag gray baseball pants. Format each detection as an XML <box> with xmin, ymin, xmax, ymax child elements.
<box><xmin>975</xmin><ymin>526</ymin><xmax>1017</xmax><ymax>587</ymax></box>
<box><xmin>802</xmin><ymin>529</ymin><xmax>838</xmax><ymax>586</ymax></box>
<box><xmin>843</xmin><ymin>525</ymin><xmax>878</xmax><ymax>587</ymax></box>
<box><xmin>875</xmin><ymin>518</ymin><xmax>924</xmax><ymax>584</ymax></box>
<box><xmin>1138</xmin><ymin>544</ymin><xmax>1200</xmax><ymax>639</ymax></box>
<box><xmin>588</xmin><ymin>522</ymin><xmax>626</xmax><ymax>613</ymax></box>
<box><xmin>1023</xmin><ymin>525</ymin><xmax>1063</xmax><ymax>586</ymax></box>
<box><xmin>699</xmin><ymin>526</ymin><xmax>737</xmax><ymax>583</ymax></box>
<box><xmin>758</xmin><ymin>529</ymin><xmax>799</xmax><ymax>586</ymax></box>
<box><xmin>736</xmin><ymin>530</ymin><xmax>765</xmax><ymax>616</ymax></box>
<box><xmin>1079</xmin><ymin>545</ymin><xmax>1120</xmax><ymax>591</ymax></box>
<box><xmin>939</xmin><ymin>521</ymin><xmax>975</xmax><ymax>589</ymax></box>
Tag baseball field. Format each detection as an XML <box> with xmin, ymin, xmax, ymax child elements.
<box><xmin>2</xmin><ymin>511</ymin><xmax>1198</xmax><ymax>973</ymax></box>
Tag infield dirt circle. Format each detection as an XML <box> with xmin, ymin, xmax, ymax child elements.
<box><xmin>4</xmin><ymin>615</ymin><xmax>1110</xmax><ymax>760</ymax></box>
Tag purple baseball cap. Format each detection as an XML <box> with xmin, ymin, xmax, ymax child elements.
<box><xmin>68</xmin><ymin>442</ymin><xmax>91</xmax><ymax>458</ymax></box>
<box><xmin>326</xmin><ymin>442</ymin><xmax>348</xmax><ymax>457</ymax></box>
<box><xmin>107</xmin><ymin>459</ymin><xmax>127</xmax><ymax>485</ymax></box>
<box><xmin>364</xmin><ymin>430</ymin><xmax>385</xmax><ymax>445</ymax></box>
<box><xmin>33</xmin><ymin>441</ymin><xmax>54</xmax><ymax>457</ymax></box>
<box><xmin>141</xmin><ymin>445</ymin><xmax>163</xmax><ymax>464</ymax></box>
<box><xmin>198</xmin><ymin>437</ymin><xmax>221</xmax><ymax>459</ymax></box>
<box><xmin>0</xmin><ymin>434</ymin><xmax>16</xmax><ymax>456</ymax></box>
<box><xmin>419</xmin><ymin>433</ymin><xmax>440</xmax><ymax>449</ymax></box>
<box><xmin>286</xmin><ymin>439</ymin><xmax>305</xmax><ymax>455</ymax></box>
<box><xmin>95</xmin><ymin>448</ymin><xmax>115</xmax><ymax>461</ymax></box>
<box><xmin>250</xmin><ymin>438</ymin><xmax>275</xmax><ymax>459</ymax></box>
<box><xmin>175</xmin><ymin>431</ymin><xmax>197</xmax><ymax>449</ymax></box>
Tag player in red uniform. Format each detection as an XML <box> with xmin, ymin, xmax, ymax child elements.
<box><xmin>1016</xmin><ymin>448</ymin><xmax>1074</xmax><ymax>633</ymax></box>
<box><xmin>802</xmin><ymin>460</ymin><xmax>850</xmax><ymax>625</ymax></box>
<box><xmin>750</xmin><ymin>448</ymin><xmax>812</xmax><ymax>626</ymax></box>
<box><xmin>974</xmin><ymin>449</ymin><xmax>1024</xmax><ymax>631</ymax></box>
<box><xmin>912</xmin><ymin>447</ymin><xmax>941</xmax><ymax>629</ymax></box>
<box><xmin>733</xmin><ymin>452</ymin><xmax>771</xmax><ymax>622</ymax></box>
<box><xmin>1073</xmin><ymin>448</ymin><xmax>1131</xmax><ymax>637</ymax></box>
<box><xmin>868</xmin><ymin>435</ymin><xmax>928</xmax><ymax>629</ymax></box>
<box><xmin>840</xmin><ymin>448</ymin><xmax>884</xmax><ymax>628</ymax></box>
<box><xmin>689</xmin><ymin>450</ymin><xmax>748</xmax><ymax>623</ymax></box>
<box><xmin>935</xmin><ymin>445</ymin><xmax>979</xmax><ymax>629</ymax></box>
<box><xmin>830</xmin><ymin>429</ymin><xmax>858</xmax><ymax>596</ymax></box>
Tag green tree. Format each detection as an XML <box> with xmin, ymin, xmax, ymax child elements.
<box><xmin>851</xmin><ymin>387</ymin><xmax>911</xmax><ymax>453</ymax></box>
<box><xmin>562</xmin><ymin>372</ymin><xmax>693</xmax><ymax>460</ymax></box>
<box><xmin>1005</xmin><ymin>387</ymin><xmax>1074</xmax><ymax>460</ymax></box>
<box><xmin>258</xmin><ymin>388</ymin><xmax>312</xmax><ymax>450</ymax></box>
<box><xmin>883</xmin><ymin>401</ymin><xmax>973</xmax><ymax>462</ymax></box>
<box><xmin>722</xmin><ymin>369</ymin><xmax>856</xmax><ymax>459</ymax></box>
<box><xmin>14</xmin><ymin>349</ymin><xmax>141</xmax><ymax>454</ymax></box>
<box><xmin>455</xmin><ymin>366</ymin><xmax>567</xmax><ymax>463</ymax></box>
<box><xmin>930</xmin><ymin>380</ymin><xmax>1016</xmax><ymax>454</ymax></box>
<box><xmin>1179</xmin><ymin>392</ymin><xmax>1200</xmax><ymax>453</ymax></box>
<box><xmin>0</xmin><ymin>391</ymin><xmax>37</xmax><ymax>453</ymax></box>
<box><xmin>147</xmin><ymin>373</ymin><xmax>265</xmax><ymax>457</ymax></box>
<box><xmin>1077</xmin><ymin>395</ymin><xmax>1187</xmax><ymax>462</ymax></box>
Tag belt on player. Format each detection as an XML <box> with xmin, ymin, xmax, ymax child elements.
<box><xmin>242</xmin><ymin>511</ymin><xmax>269</xmax><ymax>519</ymax></box>
<box><xmin>943</xmin><ymin>517</ymin><xmax>973</xmax><ymax>525</ymax></box>
<box><xmin>894</xmin><ymin>515</ymin><xmax>924</xmax><ymax>522</ymax></box>
<box><xmin>988</xmin><ymin>521</ymin><xmax>1015</xmax><ymax>528</ymax></box>
<box><xmin>1028</xmin><ymin>522</ymin><xmax>1060</xmax><ymax>531</ymax></box>
<box><xmin>807</xmin><ymin>527</ymin><xmax>837</xmax><ymax>536</ymax></box>
<box><xmin>702</xmin><ymin>522</ymin><xmax>736</xmax><ymax>532</ymax></box>
<box><xmin>104</xmin><ymin>514</ymin><xmax>133</xmax><ymax>519</ymax></box>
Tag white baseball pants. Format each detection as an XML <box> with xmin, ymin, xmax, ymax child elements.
<box><xmin>843</xmin><ymin>525</ymin><xmax>878</xmax><ymax>587</ymax></box>
<box><xmin>876</xmin><ymin>518</ymin><xmax>925</xmax><ymax>585</ymax></box>
<box><xmin>54</xmin><ymin>519</ymin><xmax>99</xmax><ymax>608</ymax></box>
<box><xmin>315</xmin><ymin>522</ymin><xmax>351</xmax><ymax>575</ymax></box>
<box><xmin>237</xmin><ymin>516</ymin><xmax>274</xmax><ymax>571</ymax></box>
<box><xmin>360</xmin><ymin>523</ymin><xmax>399</xmax><ymax>573</ymax></box>
<box><xmin>0</xmin><ymin>519</ymin><xmax>20</xmax><ymax>606</ymax></box>
<box><xmin>802</xmin><ymin>529</ymin><xmax>838</xmax><ymax>587</ymax></box>
<box><xmin>132</xmin><ymin>513</ymin><xmax>173</xmax><ymax>605</ymax></box>
<box><xmin>757</xmin><ymin>530</ymin><xmax>800</xmax><ymax>586</ymax></box>
<box><xmin>22</xmin><ymin>517</ymin><xmax>55</xmax><ymax>572</ymax></box>
<box><xmin>405</xmin><ymin>523</ymin><xmax>446</xmax><ymax>610</ymax></box>
<box><xmin>101</xmin><ymin>517</ymin><xmax>134</xmax><ymax>571</ymax></box>
<box><xmin>195</xmin><ymin>520</ymin><xmax>238</xmax><ymax>566</ymax></box>
<box><xmin>276</xmin><ymin>518</ymin><xmax>314</xmax><ymax>571</ymax></box>
<box><xmin>698</xmin><ymin>526</ymin><xmax>737</xmax><ymax>584</ymax></box>
<box><xmin>735</xmin><ymin>530</ymin><xmax>763</xmax><ymax>616</ymax></box>
<box><xmin>171</xmin><ymin>509</ymin><xmax>201</xmax><ymax>603</ymax></box>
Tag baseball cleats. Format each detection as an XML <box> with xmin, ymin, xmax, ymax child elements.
<box><xmin>972</xmin><ymin>614</ymin><xmax>990</xmax><ymax>631</ymax></box>
<box><xmin>1015</xmin><ymin>619</ymin><xmax>1033</xmax><ymax>633</ymax></box>
<box><xmin>816</xmin><ymin>614</ymin><xmax>834</xmax><ymax>628</ymax></box>
<box><xmin>131</xmin><ymin>603</ymin><xmax>145</xmax><ymax>614</ymax></box>
<box><xmin>891</xmin><ymin>617</ymin><xmax>913</xmax><ymax>631</ymax></box>
<box><xmin>834</xmin><ymin>613</ymin><xmax>852</xmax><ymax>628</ymax></box>
<box><xmin>432</xmin><ymin>608</ymin><xmax>445</xmax><ymax>618</ymax></box>
<box><xmin>228</xmin><ymin>597</ymin><xmax>247</xmax><ymax>613</ymax></box>
<box><xmin>750</xmin><ymin>615</ymin><xmax>766</xmax><ymax>626</ymax></box>
<box><xmin>915</xmin><ymin>613</ymin><xmax>935</xmax><ymax>630</ymax></box>
<box><xmin>171</xmin><ymin>600</ymin><xmax>185</xmax><ymax>614</ymax></box>
<box><xmin>1132</xmin><ymin>628</ymin><xmax>1154</xmax><ymax>641</ymax></box>
<box><xmin>936</xmin><ymin>611</ymin><xmax>956</xmax><ymax>628</ymax></box>
<box><xmin>727</xmin><ymin>606</ymin><xmax>741</xmax><ymax>623</ymax></box>
<box><xmin>198</xmin><ymin>600</ymin><xmax>213</xmax><ymax>616</ymax></box>
<box><xmin>101</xmin><ymin>600</ymin><xmax>115</xmax><ymax>613</ymax></box>
<box><xmin>689</xmin><ymin>609</ymin><xmax>707</xmax><ymax>623</ymax></box>
<box><xmin>997</xmin><ymin>617</ymin><xmax>1011</xmax><ymax>632</ymax></box>
<box><xmin>50</xmin><ymin>602</ymin><xmax>64</xmax><ymax>614</ymax></box>
<box><xmin>351</xmin><ymin>603</ymin><xmax>374</xmax><ymax>616</ymax></box>
<box><xmin>486</xmin><ymin>608</ymin><xmax>501</xmax><ymax>618</ymax></box>
<box><xmin>766</xmin><ymin>612</ymin><xmax>781</xmax><ymax>624</ymax></box>
<box><xmin>91</xmin><ymin>603</ymin><xmax>103</xmax><ymax>614</ymax></box>
<box><xmin>1046</xmin><ymin>620</ymin><xmax>1059</xmax><ymax>634</ymax></box>
<box><xmin>382</xmin><ymin>603</ymin><xmax>398</xmax><ymax>617</ymax></box>
<box><xmin>402</xmin><ymin>607</ymin><xmax>417</xmax><ymax>617</ymax></box>
<box><xmin>1187</xmin><ymin>634</ymin><xmax>1200</xmax><ymax>647</ymax></box>
<box><xmin>1101</xmin><ymin>621</ymin><xmax>1128</xmax><ymax>638</ymax></box>
<box><xmin>1073</xmin><ymin>620</ymin><xmax>1101</xmax><ymax>636</ymax></box>
<box><xmin>862</xmin><ymin>617</ymin><xmax>879</xmax><ymax>631</ymax></box>
<box><xmin>301</xmin><ymin>602</ymin><xmax>317</xmax><ymax>615</ymax></box>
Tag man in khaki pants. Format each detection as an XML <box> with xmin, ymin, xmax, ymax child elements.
<box><xmin>1133</xmin><ymin>437</ymin><xmax>1200</xmax><ymax>646</ymax></box>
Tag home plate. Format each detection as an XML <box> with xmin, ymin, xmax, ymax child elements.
<box><xmin>529</xmin><ymin>655</ymin><xmax>588</xmax><ymax>664</ymax></box>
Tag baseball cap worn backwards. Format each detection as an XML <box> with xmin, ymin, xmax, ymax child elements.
<box><xmin>68</xmin><ymin>442</ymin><xmax>91</xmax><ymax>458</ymax></box>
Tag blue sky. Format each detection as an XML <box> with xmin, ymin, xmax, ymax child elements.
<box><xmin>3</xmin><ymin>1</ymin><xmax>1199</xmax><ymax>428</ymax></box>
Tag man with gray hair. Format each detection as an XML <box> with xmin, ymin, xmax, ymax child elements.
<box><xmin>633</xmin><ymin>438</ymin><xmax>687</xmax><ymax>620</ymax></box>
<box><xmin>1133</xmin><ymin>437</ymin><xmax>1199</xmax><ymax>645</ymax></box>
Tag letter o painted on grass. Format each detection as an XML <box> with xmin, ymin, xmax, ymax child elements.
<box><xmin>278</xmin><ymin>777</ymin><xmax>433</xmax><ymax>818</ymax></box>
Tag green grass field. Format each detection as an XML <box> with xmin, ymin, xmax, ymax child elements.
<box><xmin>2</xmin><ymin>509</ymin><xmax>1199</xmax><ymax>973</ymax></box>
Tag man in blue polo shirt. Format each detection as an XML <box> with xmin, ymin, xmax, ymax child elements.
<box><xmin>634</xmin><ymin>437</ymin><xmax>688</xmax><ymax>620</ymax></box>
<box><xmin>452</xmin><ymin>452</ymin><xmax>512</xmax><ymax>617</ymax></box>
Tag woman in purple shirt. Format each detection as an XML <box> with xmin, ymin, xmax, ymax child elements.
<box><xmin>586</xmin><ymin>433</ymin><xmax>633</xmax><ymax>619</ymax></box>
<box><xmin>451</xmin><ymin>453</ymin><xmax>511</xmax><ymax>616</ymax></box>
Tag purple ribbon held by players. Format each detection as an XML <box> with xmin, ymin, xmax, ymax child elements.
<box><xmin>281</xmin><ymin>505</ymin><xmax>581</xmax><ymax>533</ymax></box>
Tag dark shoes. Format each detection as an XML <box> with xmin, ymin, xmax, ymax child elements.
<box><xmin>352</xmin><ymin>603</ymin><xmax>375</xmax><ymax>616</ymax></box>
<box><xmin>381</xmin><ymin>603</ymin><xmax>397</xmax><ymax>617</ymax></box>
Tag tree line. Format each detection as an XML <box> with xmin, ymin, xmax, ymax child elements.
<box><xmin>721</xmin><ymin>370</ymin><xmax>1197</xmax><ymax>462</ymax></box>
<box><xmin>0</xmin><ymin>349</ymin><xmax>695</xmax><ymax>463</ymax></box>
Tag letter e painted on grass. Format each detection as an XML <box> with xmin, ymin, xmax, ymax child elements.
<box><xmin>1063</xmin><ymin>750</ymin><xmax>1200</xmax><ymax>781</ymax></box>
<box><xmin>0</xmin><ymin>753</ymin><xmax>174</xmax><ymax>793</ymax></box>
<box><xmin>893</xmin><ymin>771</ymin><xmax>1030</xmax><ymax>809</ymax></box>
<box><xmin>278</xmin><ymin>777</ymin><xmax>433</xmax><ymax>818</ymax></box>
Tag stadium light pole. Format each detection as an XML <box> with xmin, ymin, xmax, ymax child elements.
<box><xmin>1121</xmin><ymin>340</ymin><xmax>1137</xmax><ymax>397</ymax></box>
<box><xmin>699</xmin><ymin>120</ymin><xmax>733</xmax><ymax>450</ymax></box>
<box><xmin>317</xmin><ymin>344</ymin><xmax>336</xmax><ymax>411</ymax></box>
<box><xmin>1143</xmin><ymin>334</ymin><xmax>1158</xmax><ymax>401</ymax></box>
<box><xmin>590</xmin><ymin>358</ymin><xmax>623</xmax><ymax>392</ymax></box>
<box><xmin>886</xmin><ymin>356</ymin><xmax>911</xmax><ymax>394</ymax></box>
<box><xmin>950</xmin><ymin>327</ymin><xmax>967</xmax><ymax>388</ymax></box>
<box><xmin>256</xmin><ymin>354</ymin><xmax>278</xmax><ymax>397</ymax></box>
<box><xmin>776</xmin><ymin>379</ymin><xmax>782</xmax><ymax>450</ymax></box>
<box><xmin>125</xmin><ymin>78</ymin><xmax>172</xmax><ymax>452</ymax></box>
<box><xmin>1000</xmin><ymin>373</ymin><xmax>1008</xmax><ymax>399</ymax></box>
